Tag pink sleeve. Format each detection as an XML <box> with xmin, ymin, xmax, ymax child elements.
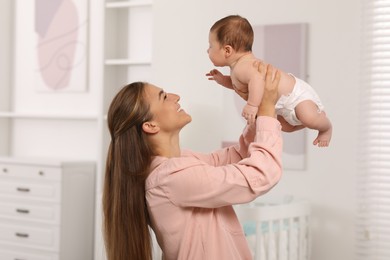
<box><xmin>162</xmin><ymin>116</ymin><xmax>283</xmax><ymax>208</ymax></box>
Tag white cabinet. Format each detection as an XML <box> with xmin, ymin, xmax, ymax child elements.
<box><xmin>0</xmin><ymin>157</ymin><xmax>95</xmax><ymax>260</ymax></box>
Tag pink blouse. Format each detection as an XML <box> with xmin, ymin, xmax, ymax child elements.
<box><xmin>145</xmin><ymin>116</ymin><xmax>283</xmax><ymax>260</ymax></box>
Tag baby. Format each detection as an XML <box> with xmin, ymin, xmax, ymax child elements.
<box><xmin>206</xmin><ymin>15</ymin><xmax>332</xmax><ymax>147</ymax></box>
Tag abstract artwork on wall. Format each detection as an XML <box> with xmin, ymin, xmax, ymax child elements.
<box><xmin>34</xmin><ymin>0</ymin><xmax>88</xmax><ymax>92</ymax></box>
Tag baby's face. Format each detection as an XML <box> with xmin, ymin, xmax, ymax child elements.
<box><xmin>207</xmin><ymin>31</ymin><xmax>225</xmax><ymax>67</ymax></box>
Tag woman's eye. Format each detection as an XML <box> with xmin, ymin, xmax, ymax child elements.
<box><xmin>164</xmin><ymin>94</ymin><xmax>168</xmax><ymax>100</ymax></box>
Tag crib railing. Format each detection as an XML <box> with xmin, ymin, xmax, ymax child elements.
<box><xmin>235</xmin><ymin>201</ymin><xmax>311</xmax><ymax>260</ymax></box>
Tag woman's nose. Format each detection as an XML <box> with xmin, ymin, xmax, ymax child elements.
<box><xmin>168</xmin><ymin>93</ymin><xmax>180</xmax><ymax>102</ymax></box>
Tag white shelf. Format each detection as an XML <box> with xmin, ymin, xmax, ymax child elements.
<box><xmin>106</xmin><ymin>1</ymin><xmax>152</xmax><ymax>8</ymax></box>
<box><xmin>0</xmin><ymin>111</ymin><xmax>99</xmax><ymax>120</ymax></box>
<box><xmin>105</xmin><ymin>59</ymin><xmax>151</xmax><ymax>65</ymax></box>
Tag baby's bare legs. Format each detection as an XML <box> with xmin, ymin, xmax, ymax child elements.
<box><xmin>295</xmin><ymin>100</ymin><xmax>333</xmax><ymax>147</ymax></box>
<box><xmin>277</xmin><ymin>115</ymin><xmax>305</xmax><ymax>132</ymax></box>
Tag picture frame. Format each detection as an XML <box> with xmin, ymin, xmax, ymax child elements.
<box><xmin>16</xmin><ymin>0</ymin><xmax>89</xmax><ymax>93</ymax></box>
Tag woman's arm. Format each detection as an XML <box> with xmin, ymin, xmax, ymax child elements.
<box><xmin>182</xmin><ymin>63</ymin><xmax>279</xmax><ymax>166</ymax></box>
<box><xmin>163</xmin><ymin>117</ymin><xmax>282</xmax><ymax>208</ymax></box>
<box><xmin>257</xmin><ymin>63</ymin><xmax>279</xmax><ymax>118</ymax></box>
<box><xmin>163</xmin><ymin>64</ymin><xmax>283</xmax><ymax>207</ymax></box>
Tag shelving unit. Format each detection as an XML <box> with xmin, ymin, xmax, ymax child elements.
<box><xmin>100</xmin><ymin>0</ymin><xmax>153</xmax><ymax>181</ymax></box>
<box><xmin>0</xmin><ymin>0</ymin><xmax>153</xmax><ymax>259</ymax></box>
<box><xmin>0</xmin><ymin>112</ymin><xmax>98</xmax><ymax>121</ymax></box>
<box><xmin>102</xmin><ymin>0</ymin><xmax>153</xmax><ymax>119</ymax></box>
<box><xmin>105</xmin><ymin>59</ymin><xmax>151</xmax><ymax>65</ymax></box>
<box><xmin>96</xmin><ymin>1</ymin><xmax>154</xmax><ymax>260</ymax></box>
<box><xmin>105</xmin><ymin>0</ymin><xmax>152</xmax><ymax>8</ymax></box>
<box><xmin>0</xmin><ymin>1</ymin><xmax>13</xmax><ymax>157</ymax></box>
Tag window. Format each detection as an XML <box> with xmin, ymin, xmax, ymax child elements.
<box><xmin>357</xmin><ymin>1</ymin><xmax>390</xmax><ymax>259</ymax></box>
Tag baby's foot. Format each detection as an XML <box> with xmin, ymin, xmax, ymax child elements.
<box><xmin>313</xmin><ymin>128</ymin><xmax>332</xmax><ymax>147</ymax></box>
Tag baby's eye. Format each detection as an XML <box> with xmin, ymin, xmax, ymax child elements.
<box><xmin>164</xmin><ymin>93</ymin><xmax>168</xmax><ymax>100</ymax></box>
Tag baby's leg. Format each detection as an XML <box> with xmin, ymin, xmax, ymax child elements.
<box><xmin>295</xmin><ymin>100</ymin><xmax>333</xmax><ymax>147</ymax></box>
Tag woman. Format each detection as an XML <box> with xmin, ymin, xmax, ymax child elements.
<box><xmin>103</xmin><ymin>63</ymin><xmax>283</xmax><ymax>260</ymax></box>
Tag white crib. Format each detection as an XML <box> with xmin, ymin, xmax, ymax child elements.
<box><xmin>235</xmin><ymin>201</ymin><xmax>311</xmax><ymax>260</ymax></box>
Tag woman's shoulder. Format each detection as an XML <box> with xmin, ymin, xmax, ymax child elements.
<box><xmin>146</xmin><ymin>153</ymin><xmax>206</xmax><ymax>189</ymax></box>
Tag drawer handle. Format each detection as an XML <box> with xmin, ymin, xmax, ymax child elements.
<box><xmin>2</xmin><ymin>168</ymin><xmax>7</xmax><ymax>173</ymax></box>
<box><xmin>15</xmin><ymin>232</ymin><xmax>29</xmax><ymax>238</ymax></box>
<box><xmin>16</xmin><ymin>187</ymin><xmax>30</xmax><ymax>193</ymax></box>
<box><xmin>16</xmin><ymin>208</ymin><xmax>30</xmax><ymax>214</ymax></box>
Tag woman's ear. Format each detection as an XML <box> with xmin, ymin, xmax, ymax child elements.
<box><xmin>142</xmin><ymin>121</ymin><xmax>160</xmax><ymax>134</ymax></box>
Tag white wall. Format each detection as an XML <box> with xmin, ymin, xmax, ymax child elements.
<box><xmin>153</xmin><ymin>0</ymin><xmax>360</xmax><ymax>259</ymax></box>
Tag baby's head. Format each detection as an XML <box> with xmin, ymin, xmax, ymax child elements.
<box><xmin>210</xmin><ymin>15</ymin><xmax>253</xmax><ymax>52</ymax></box>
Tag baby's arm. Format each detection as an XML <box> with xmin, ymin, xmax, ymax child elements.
<box><xmin>246</xmin><ymin>73</ymin><xmax>265</xmax><ymax>108</ymax></box>
<box><xmin>206</xmin><ymin>69</ymin><xmax>234</xmax><ymax>89</ymax></box>
<box><xmin>242</xmin><ymin>104</ymin><xmax>258</xmax><ymax>124</ymax></box>
<box><xmin>235</xmin><ymin>64</ymin><xmax>265</xmax><ymax>124</ymax></box>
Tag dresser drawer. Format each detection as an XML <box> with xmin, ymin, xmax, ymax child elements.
<box><xmin>0</xmin><ymin>181</ymin><xmax>61</xmax><ymax>202</ymax></box>
<box><xmin>0</xmin><ymin>248</ymin><xmax>58</xmax><ymax>260</ymax></box>
<box><xmin>0</xmin><ymin>202</ymin><xmax>60</xmax><ymax>224</ymax></box>
<box><xmin>0</xmin><ymin>224</ymin><xmax>60</xmax><ymax>251</ymax></box>
<box><xmin>0</xmin><ymin>164</ymin><xmax>61</xmax><ymax>181</ymax></box>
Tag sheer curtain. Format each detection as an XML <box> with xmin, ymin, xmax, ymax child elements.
<box><xmin>357</xmin><ymin>0</ymin><xmax>390</xmax><ymax>259</ymax></box>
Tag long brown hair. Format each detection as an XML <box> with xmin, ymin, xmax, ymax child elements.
<box><xmin>210</xmin><ymin>15</ymin><xmax>253</xmax><ymax>52</ymax></box>
<box><xmin>103</xmin><ymin>82</ymin><xmax>154</xmax><ymax>260</ymax></box>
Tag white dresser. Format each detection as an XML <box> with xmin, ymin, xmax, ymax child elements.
<box><xmin>0</xmin><ymin>157</ymin><xmax>95</xmax><ymax>260</ymax></box>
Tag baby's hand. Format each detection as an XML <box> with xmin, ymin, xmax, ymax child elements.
<box><xmin>242</xmin><ymin>104</ymin><xmax>258</xmax><ymax>125</ymax></box>
<box><xmin>206</xmin><ymin>69</ymin><xmax>225</xmax><ymax>85</ymax></box>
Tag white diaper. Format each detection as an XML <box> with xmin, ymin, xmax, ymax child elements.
<box><xmin>275</xmin><ymin>75</ymin><xmax>324</xmax><ymax>126</ymax></box>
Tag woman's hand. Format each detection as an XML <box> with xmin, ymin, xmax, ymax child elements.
<box><xmin>256</xmin><ymin>62</ymin><xmax>280</xmax><ymax>118</ymax></box>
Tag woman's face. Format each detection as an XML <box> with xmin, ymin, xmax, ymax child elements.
<box><xmin>144</xmin><ymin>84</ymin><xmax>192</xmax><ymax>133</ymax></box>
